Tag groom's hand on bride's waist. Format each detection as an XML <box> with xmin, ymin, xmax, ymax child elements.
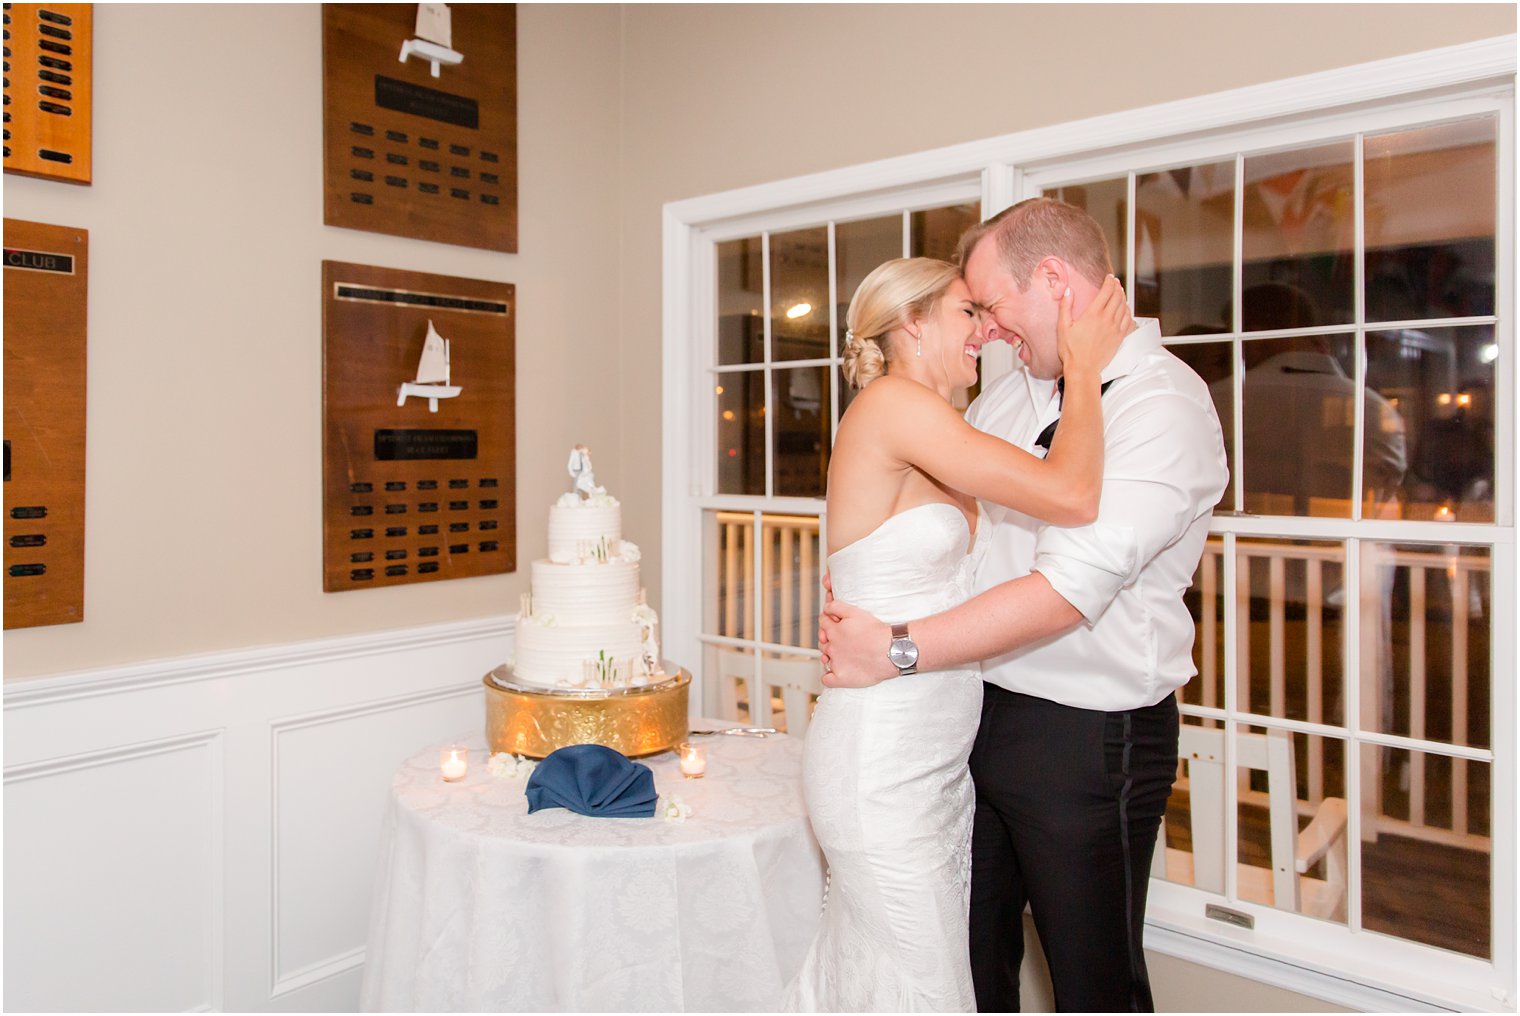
<box><xmin>818</xmin><ymin>601</ymin><xmax>896</xmax><ymax>687</ymax></box>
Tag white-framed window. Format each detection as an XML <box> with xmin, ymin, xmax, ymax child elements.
<box><xmin>662</xmin><ymin>37</ymin><xmax>1515</xmax><ymax>1012</ymax></box>
<box><xmin>692</xmin><ymin>187</ymin><xmax>983</xmax><ymax>731</ymax></box>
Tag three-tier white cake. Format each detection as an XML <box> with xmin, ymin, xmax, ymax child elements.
<box><xmin>511</xmin><ymin>459</ymin><xmax>670</xmax><ymax>691</ymax></box>
<box><xmin>486</xmin><ymin>446</ymin><xmax>688</xmax><ymax>759</ymax></box>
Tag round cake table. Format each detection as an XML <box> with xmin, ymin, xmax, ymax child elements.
<box><xmin>359</xmin><ymin>726</ymin><xmax>824</xmax><ymax>1012</ymax></box>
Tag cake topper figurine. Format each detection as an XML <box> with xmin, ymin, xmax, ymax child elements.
<box><xmin>567</xmin><ymin>444</ymin><xmax>605</xmax><ymax>501</ymax></box>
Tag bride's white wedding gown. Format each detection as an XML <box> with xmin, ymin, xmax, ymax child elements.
<box><xmin>784</xmin><ymin>502</ymin><xmax>988</xmax><ymax>1013</ymax></box>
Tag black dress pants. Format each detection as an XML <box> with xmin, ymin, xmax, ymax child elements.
<box><xmin>968</xmin><ymin>685</ymin><xmax>1178</xmax><ymax>1013</ymax></box>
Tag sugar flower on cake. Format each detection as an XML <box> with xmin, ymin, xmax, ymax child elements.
<box><xmin>631</xmin><ymin>604</ymin><xmax>658</xmax><ymax>626</ymax></box>
<box><xmin>619</xmin><ymin>541</ymin><xmax>642</xmax><ymax>564</ymax></box>
<box><xmin>487</xmin><ymin>752</ymin><xmax>538</xmax><ymax>779</ymax></box>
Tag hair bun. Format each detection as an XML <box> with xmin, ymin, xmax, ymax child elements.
<box><xmin>842</xmin><ymin>330</ymin><xmax>886</xmax><ymax>390</ymax></box>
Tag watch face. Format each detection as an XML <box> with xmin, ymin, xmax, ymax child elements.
<box><xmin>888</xmin><ymin>637</ymin><xmax>919</xmax><ymax>669</ymax></box>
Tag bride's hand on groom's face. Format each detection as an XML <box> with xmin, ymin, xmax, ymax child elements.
<box><xmin>1056</xmin><ymin>274</ymin><xmax>1132</xmax><ymax>377</ymax></box>
<box><xmin>818</xmin><ymin>602</ymin><xmax>894</xmax><ymax>688</ymax></box>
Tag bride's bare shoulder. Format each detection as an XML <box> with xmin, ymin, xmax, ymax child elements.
<box><xmin>847</xmin><ymin>376</ymin><xmax>947</xmax><ymax>414</ymax></box>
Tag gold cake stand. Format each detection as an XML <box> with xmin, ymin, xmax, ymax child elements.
<box><xmin>483</xmin><ymin>662</ymin><xmax>691</xmax><ymax>759</ymax></box>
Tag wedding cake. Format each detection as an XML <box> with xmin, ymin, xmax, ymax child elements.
<box><xmin>484</xmin><ymin>446</ymin><xmax>689</xmax><ymax>758</ymax></box>
<box><xmin>512</xmin><ymin>481</ymin><xmax>670</xmax><ymax>690</ymax></box>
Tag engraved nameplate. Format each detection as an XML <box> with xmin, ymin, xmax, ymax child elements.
<box><xmin>373</xmin><ymin>429</ymin><xmax>478</xmax><ymax>461</ymax></box>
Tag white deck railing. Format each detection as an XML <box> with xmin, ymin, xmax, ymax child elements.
<box><xmin>711</xmin><ymin>513</ymin><xmax>1489</xmax><ymax>851</ymax></box>
<box><xmin>1202</xmin><ymin>539</ymin><xmax>1490</xmax><ymax>851</ymax></box>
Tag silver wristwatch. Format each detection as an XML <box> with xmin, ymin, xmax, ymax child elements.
<box><xmin>887</xmin><ymin>622</ymin><xmax>919</xmax><ymax>677</ymax></box>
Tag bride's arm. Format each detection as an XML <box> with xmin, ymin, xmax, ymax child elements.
<box><xmin>883</xmin><ymin>278</ymin><xmax>1132</xmax><ymax>527</ymax></box>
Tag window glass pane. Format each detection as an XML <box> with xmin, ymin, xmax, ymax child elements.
<box><xmin>715</xmin><ymin>372</ymin><xmax>765</xmax><ymax>495</ymax></box>
<box><xmin>1050</xmin><ymin>179</ymin><xmax>1127</xmax><ymax>292</ymax></box>
<box><xmin>1367</xmin><ymin>326</ymin><xmax>1494</xmax><ymax>523</ymax></box>
<box><xmin>1365</xmin><ymin>116</ymin><xmax>1497</xmax><ymax>323</ymax></box>
<box><xmin>760</xmin><ymin>649</ymin><xmax>824</xmax><ymax>735</ymax></box>
<box><xmin>704</xmin><ymin>641</ymin><xmax>756</xmax><ymax>723</ymax></box>
<box><xmin>836</xmin><ymin>215</ymin><xmax>904</xmax><ymax>417</ymax></box>
<box><xmin>1173</xmin><ymin>340</ymin><xmax>1235</xmax><ymax>510</ymax></box>
<box><xmin>1235</xmin><ymin>726</ymin><xmax>1348</xmax><ymax>926</ymax></box>
<box><xmin>1135</xmin><ymin>161</ymin><xmax>1235</xmax><ymax>335</ymax></box>
<box><xmin>717</xmin><ymin>237</ymin><xmax>764</xmax><ymax>365</ymax></box>
<box><xmin>1182</xmin><ymin>537</ymin><xmax>1226</xmax><ymax>711</ymax></box>
<box><xmin>1157</xmin><ymin>715</ymin><xmax>1223</xmax><ymax>891</ymax></box>
<box><xmin>1361</xmin><ymin>744</ymin><xmax>1490</xmax><ymax>958</ymax></box>
<box><xmin>1235</xmin><ymin>539</ymin><xmax>1346</xmax><ymax>727</ymax></box>
<box><xmin>1230</xmin><ymin>334</ymin><xmax>1357</xmax><ymax>517</ymax></box>
<box><xmin>909</xmin><ymin>202</ymin><xmax>980</xmax><ymax>262</ymax></box>
<box><xmin>758</xmin><ymin>512</ymin><xmax>822</xmax><ymax>648</ymax></box>
<box><xmin>1242</xmin><ymin>143</ymin><xmax>1356</xmax><ymax>328</ymax></box>
<box><xmin>773</xmin><ymin>366</ymin><xmax>829</xmax><ymax>498</ymax></box>
<box><xmin>1360</xmin><ymin>543</ymin><xmax>1490</xmax><ymax>751</ymax></box>
<box><xmin>837</xmin><ymin>215</ymin><xmax>903</xmax><ymax>317</ymax></box>
<box><xmin>703</xmin><ymin>510</ymin><xmax>754</xmax><ymax>640</ymax></box>
<box><xmin>771</xmin><ymin>226</ymin><xmax>830</xmax><ymax>361</ymax></box>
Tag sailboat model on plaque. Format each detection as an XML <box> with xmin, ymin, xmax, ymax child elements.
<box><xmin>397</xmin><ymin>320</ymin><xmax>463</xmax><ymax>412</ymax></box>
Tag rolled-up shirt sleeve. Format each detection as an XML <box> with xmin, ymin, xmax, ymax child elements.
<box><xmin>1033</xmin><ymin>389</ymin><xmax>1227</xmax><ymax>623</ymax></box>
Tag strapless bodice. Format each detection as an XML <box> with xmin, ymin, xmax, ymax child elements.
<box><xmin>826</xmin><ymin>502</ymin><xmax>988</xmax><ymax>623</ymax></box>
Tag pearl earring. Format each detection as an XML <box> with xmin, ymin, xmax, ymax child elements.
<box><xmin>915</xmin><ymin>332</ymin><xmax>923</xmax><ymax>358</ymax></box>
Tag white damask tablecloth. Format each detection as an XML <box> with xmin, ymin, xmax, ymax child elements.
<box><xmin>360</xmin><ymin>727</ymin><xmax>825</xmax><ymax>1012</ymax></box>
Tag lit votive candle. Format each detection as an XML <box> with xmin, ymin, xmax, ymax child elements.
<box><xmin>677</xmin><ymin>741</ymin><xmax>706</xmax><ymax>779</ymax></box>
<box><xmin>440</xmin><ymin>745</ymin><xmax>469</xmax><ymax>782</ymax></box>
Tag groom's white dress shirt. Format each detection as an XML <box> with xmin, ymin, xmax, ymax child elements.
<box><xmin>964</xmin><ymin>318</ymin><xmax>1229</xmax><ymax>711</ymax></box>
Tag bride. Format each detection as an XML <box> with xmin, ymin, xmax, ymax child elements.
<box><xmin>782</xmin><ymin>257</ymin><xmax>1130</xmax><ymax>1012</ymax></box>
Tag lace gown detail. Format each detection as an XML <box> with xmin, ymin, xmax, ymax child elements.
<box><xmin>783</xmin><ymin>503</ymin><xmax>988</xmax><ymax>1013</ymax></box>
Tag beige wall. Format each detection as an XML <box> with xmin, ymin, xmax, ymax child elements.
<box><xmin>615</xmin><ymin>2</ymin><xmax>1516</xmax><ymax>612</ymax></box>
<box><xmin>4</xmin><ymin>4</ymin><xmax>624</xmax><ymax>678</ymax></box>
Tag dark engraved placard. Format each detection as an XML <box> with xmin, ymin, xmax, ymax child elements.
<box><xmin>374</xmin><ymin>75</ymin><xmax>479</xmax><ymax>129</ymax></box>
<box><xmin>374</xmin><ymin>428</ymin><xmax>479</xmax><ymax>460</ymax></box>
<box><xmin>323</xmin><ymin>4</ymin><xmax>517</xmax><ymax>252</ymax></box>
<box><xmin>2</xmin><ymin>3</ymin><xmax>93</xmax><ymax>185</ymax></box>
<box><xmin>4</xmin><ymin>218</ymin><xmax>87</xmax><ymax>627</ymax></box>
<box><xmin>323</xmin><ymin>260</ymin><xmax>515</xmax><ymax>592</ymax></box>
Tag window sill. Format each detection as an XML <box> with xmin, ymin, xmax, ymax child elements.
<box><xmin>1146</xmin><ymin>883</ymin><xmax>1513</xmax><ymax>1013</ymax></box>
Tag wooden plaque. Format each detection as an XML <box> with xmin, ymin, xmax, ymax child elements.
<box><xmin>4</xmin><ymin>219</ymin><xmax>87</xmax><ymax>627</ymax></box>
<box><xmin>322</xmin><ymin>4</ymin><xmax>517</xmax><ymax>252</ymax></box>
<box><xmin>323</xmin><ymin>261</ymin><xmax>515</xmax><ymax>592</ymax></box>
<box><xmin>2</xmin><ymin>4</ymin><xmax>93</xmax><ymax>184</ymax></box>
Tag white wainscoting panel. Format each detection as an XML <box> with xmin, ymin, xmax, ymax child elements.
<box><xmin>3</xmin><ymin>616</ymin><xmax>513</xmax><ymax>1012</ymax></box>
<box><xmin>270</xmin><ymin>686</ymin><xmax>479</xmax><ymax>997</ymax></box>
<box><xmin>3</xmin><ymin>732</ymin><xmax>224</xmax><ymax>1013</ymax></box>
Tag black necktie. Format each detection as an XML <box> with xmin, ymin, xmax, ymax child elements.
<box><xmin>1033</xmin><ymin>378</ymin><xmax>1115</xmax><ymax>452</ymax></box>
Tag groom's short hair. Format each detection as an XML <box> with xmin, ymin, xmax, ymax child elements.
<box><xmin>956</xmin><ymin>197</ymin><xmax>1113</xmax><ymax>291</ymax></box>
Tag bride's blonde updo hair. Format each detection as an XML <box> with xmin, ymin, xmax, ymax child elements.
<box><xmin>842</xmin><ymin>257</ymin><xmax>962</xmax><ymax>390</ymax></box>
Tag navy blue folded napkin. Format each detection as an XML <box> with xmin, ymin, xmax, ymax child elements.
<box><xmin>524</xmin><ymin>743</ymin><xmax>658</xmax><ymax>818</ymax></box>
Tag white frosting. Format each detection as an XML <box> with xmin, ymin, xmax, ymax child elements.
<box><xmin>547</xmin><ymin>501</ymin><xmax>622</xmax><ymax>563</ymax></box>
<box><xmin>530</xmin><ymin>559</ymin><xmax>639</xmax><ymax>623</ymax></box>
<box><xmin>515</xmin><ymin>615</ymin><xmax>647</xmax><ymax>687</ymax></box>
<box><xmin>517</xmin><ymin>472</ymin><xmax>666</xmax><ymax>690</ymax></box>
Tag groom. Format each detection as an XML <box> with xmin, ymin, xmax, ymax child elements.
<box><xmin>819</xmin><ymin>197</ymin><xmax>1228</xmax><ymax>1011</ymax></box>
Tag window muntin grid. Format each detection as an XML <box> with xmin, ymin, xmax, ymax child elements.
<box><xmin>1038</xmin><ymin>112</ymin><xmax>1504</xmax><ymax>960</ymax></box>
<box><xmin>703</xmin><ymin>199</ymin><xmax>980</xmax><ymax>709</ymax></box>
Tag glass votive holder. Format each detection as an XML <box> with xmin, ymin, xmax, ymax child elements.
<box><xmin>440</xmin><ymin>744</ymin><xmax>469</xmax><ymax>782</ymax></box>
<box><xmin>676</xmin><ymin>741</ymin><xmax>706</xmax><ymax>779</ymax></box>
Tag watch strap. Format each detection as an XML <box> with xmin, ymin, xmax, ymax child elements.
<box><xmin>888</xmin><ymin>622</ymin><xmax>917</xmax><ymax>677</ymax></box>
